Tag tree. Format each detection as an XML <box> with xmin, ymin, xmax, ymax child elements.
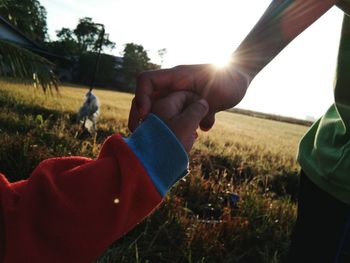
<box><xmin>0</xmin><ymin>40</ymin><xmax>58</xmax><ymax>92</ymax></box>
<box><xmin>75</xmin><ymin>53</ymin><xmax>117</xmax><ymax>87</ymax></box>
<box><xmin>73</xmin><ymin>17</ymin><xmax>115</xmax><ymax>55</ymax></box>
<box><xmin>0</xmin><ymin>0</ymin><xmax>48</xmax><ymax>43</ymax></box>
<box><xmin>0</xmin><ymin>0</ymin><xmax>57</xmax><ymax>92</ymax></box>
<box><xmin>157</xmin><ymin>48</ymin><xmax>167</xmax><ymax>67</ymax></box>
<box><xmin>46</xmin><ymin>28</ymin><xmax>79</xmax><ymax>57</ymax></box>
<box><xmin>49</xmin><ymin>17</ymin><xmax>116</xmax><ymax>57</ymax></box>
<box><xmin>121</xmin><ymin>43</ymin><xmax>157</xmax><ymax>90</ymax></box>
<box><xmin>45</xmin><ymin>17</ymin><xmax>117</xmax><ymax>88</ymax></box>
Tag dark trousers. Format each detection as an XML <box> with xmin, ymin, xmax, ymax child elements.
<box><xmin>288</xmin><ymin>171</ymin><xmax>350</xmax><ymax>263</ymax></box>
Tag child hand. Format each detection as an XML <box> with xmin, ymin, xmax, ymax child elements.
<box><xmin>151</xmin><ymin>91</ymin><xmax>209</xmax><ymax>152</ymax></box>
<box><xmin>128</xmin><ymin>64</ymin><xmax>250</xmax><ymax>132</ymax></box>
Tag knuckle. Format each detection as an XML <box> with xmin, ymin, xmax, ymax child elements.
<box><xmin>136</xmin><ymin>71</ymin><xmax>148</xmax><ymax>84</ymax></box>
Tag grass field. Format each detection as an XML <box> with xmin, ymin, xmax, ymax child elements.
<box><xmin>0</xmin><ymin>80</ymin><xmax>310</xmax><ymax>262</ymax></box>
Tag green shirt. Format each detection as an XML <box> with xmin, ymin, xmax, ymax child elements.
<box><xmin>298</xmin><ymin>6</ymin><xmax>350</xmax><ymax>204</ymax></box>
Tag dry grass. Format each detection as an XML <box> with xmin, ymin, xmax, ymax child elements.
<box><xmin>0</xmin><ymin>80</ymin><xmax>307</xmax><ymax>262</ymax></box>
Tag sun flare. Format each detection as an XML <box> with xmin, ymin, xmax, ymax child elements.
<box><xmin>212</xmin><ymin>54</ymin><xmax>232</xmax><ymax>69</ymax></box>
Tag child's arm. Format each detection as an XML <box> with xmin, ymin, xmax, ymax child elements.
<box><xmin>0</xmin><ymin>92</ymin><xmax>208</xmax><ymax>263</ymax></box>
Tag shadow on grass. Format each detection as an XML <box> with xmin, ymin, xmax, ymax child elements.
<box><xmin>0</xmin><ymin>91</ymin><xmax>78</xmax><ymax>181</ymax></box>
<box><xmin>0</xmin><ymin>90</ymin><xmax>67</xmax><ymax>122</ymax></box>
<box><xmin>0</xmin><ymin>90</ymin><xmax>120</xmax><ymax>182</ymax></box>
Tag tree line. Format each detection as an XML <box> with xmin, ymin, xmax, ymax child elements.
<box><xmin>0</xmin><ymin>0</ymin><xmax>164</xmax><ymax>91</ymax></box>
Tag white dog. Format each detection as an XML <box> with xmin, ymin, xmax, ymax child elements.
<box><xmin>77</xmin><ymin>91</ymin><xmax>100</xmax><ymax>133</ymax></box>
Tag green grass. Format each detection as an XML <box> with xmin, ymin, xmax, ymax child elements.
<box><xmin>0</xmin><ymin>80</ymin><xmax>309</xmax><ymax>262</ymax></box>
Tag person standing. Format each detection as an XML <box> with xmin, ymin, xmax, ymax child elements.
<box><xmin>128</xmin><ymin>1</ymin><xmax>350</xmax><ymax>261</ymax></box>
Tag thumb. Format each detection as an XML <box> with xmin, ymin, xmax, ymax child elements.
<box><xmin>177</xmin><ymin>99</ymin><xmax>209</xmax><ymax>132</ymax></box>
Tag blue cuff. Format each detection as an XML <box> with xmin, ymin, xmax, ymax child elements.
<box><xmin>124</xmin><ymin>114</ymin><xmax>189</xmax><ymax>197</ymax></box>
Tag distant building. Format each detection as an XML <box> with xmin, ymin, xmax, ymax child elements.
<box><xmin>0</xmin><ymin>16</ymin><xmax>130</xmax><ymax>89</ymax></box>
<box><xmin>0</xmin><ymin>15</ymin><xmax>72</xmax><ymax>80</ymax></box>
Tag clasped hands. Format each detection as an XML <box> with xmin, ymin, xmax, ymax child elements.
<box><xmin>128</xmin><ymin>63</ymin><xmax>252</xmax><ymax>152</ymax></box>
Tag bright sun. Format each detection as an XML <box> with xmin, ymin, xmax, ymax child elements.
<box><xmin>212</xmin><ymin>53</ymin><xmax>232</xmax><ymax>68</ymax></box>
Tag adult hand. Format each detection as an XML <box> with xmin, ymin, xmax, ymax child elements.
<box><xmin>151</xmin><ymin>91</ymin><xmax>209</xmax><ymax>152</ymax></box>
<box><xmin>128</xmin><ymin>63</ymin><xmax>253</xmax><ymax>132</ymax></box>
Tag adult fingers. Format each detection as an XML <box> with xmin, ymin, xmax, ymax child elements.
<box><xmin>135</xmin><ymin>69</ymin><xmax>175</xmax><ymax>118</ymax></box>
<box><xmin>129</xmin><ymin>70</ymin><xmax>170</xmax><ymax>131</ymax></box>
<box><xmin>134</xmin><ymin>66</ymin><xmax>200</xmax><ymax>116</ymax></box>
<box><xmin>199</xmin><ymin>112</ymin><xmax>216</xmax><ymax>131</ymax></box>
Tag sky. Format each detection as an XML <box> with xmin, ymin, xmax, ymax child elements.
<box><xmin>40</xmin><ymin>0</ymin><xmax>345</xmax><ymax>120</ymax></box>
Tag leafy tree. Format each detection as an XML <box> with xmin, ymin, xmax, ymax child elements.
<box><xmin>46</xmin><ymin>28</ymin><xmax>79</xmax><ymax>57</ymax></box>
<box><xmin>74</xmin><ymin>17</ymin><xmax>99</xmax><ymax>54</ymax></box>
<box><xmin>75</xmin><ymin>52</ymin><xmax>116</xmax><ymax>87</ymax></box>
<box><xmin>49</xmin><ymin>17</ymin><xmax>115</xmax><ymax>57</ymax></box>
<box><xmin>0</xmin><ymin>40</ymin><xmax>58</xmax><ymax>92</ymax></box>
<box><xmin>47</xmin><ymin>17</ymin><xmax>117</xmax><ymax>87</ymax></box>
<box><xmin>0</xmin><ymin>0</ymin><xmax>57</xmax><ymax>91</ymax></box>
<box><xmin>0</xmin><ymin>0</ymin><xmax>48</xmax><ymax>43</ymax></box>
<box><xmin>121</xmin><ymin>43</ymin><xmax>159</xmax><ymax>90</ymax></box>
<box><xmin>157</xmin><ymin>48</ymin><xmax>167</xmax><ymax>67</ymax></box>
<box><xmin>56</xmin><ymin>27</ymin><xmax>74</xmax><ymax>41</ymax></box>
<box><xmin>74</xmin><ymin>17</ymin><xmax>115</xmax><ymax>55</ymax></box>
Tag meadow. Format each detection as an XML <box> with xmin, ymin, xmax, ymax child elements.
<box><xmin>0</xmin><ymin>80</ymin><xmax>309</xmax><ymax>262</ymax></box>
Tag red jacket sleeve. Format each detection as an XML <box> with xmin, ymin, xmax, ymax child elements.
<box><xmin>0</xmin><ymin>134</ymin><xmax>162</xmax><ymax>263</ymax></box>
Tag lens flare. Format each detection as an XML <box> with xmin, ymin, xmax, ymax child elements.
<box><xmin>213</xmin><ymin>56</ymin><xmax>231</xmax><ymax>69</ymax></box>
